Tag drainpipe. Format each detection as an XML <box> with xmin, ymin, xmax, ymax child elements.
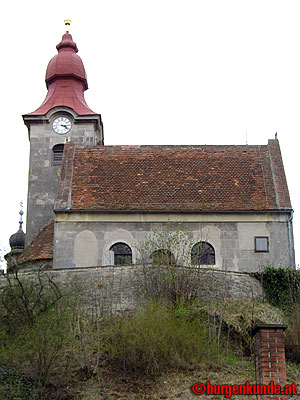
<box><xmin>287</xmin><ymin>211</ymin><xmax>294</xmax><ymax>269</ymax></box>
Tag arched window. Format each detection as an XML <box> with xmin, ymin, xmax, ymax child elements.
<box><xmin>151</xmin><ymin>249</ymin><xmax>175</xmax><ymax>265</ymax></box>
<box><xmin>191</xmin><ymin>242</ymin><xmax>215</xmax><ymax>265</ymax></box>
<box><xmin>110</xmin><ymin>242</ymin><xmax>132</xmax><ymax>265</ymax></box>
<box><xmin>52</xmin><ymin>144</ymin><xmax>64</xmax><ymax>166</ymax></box>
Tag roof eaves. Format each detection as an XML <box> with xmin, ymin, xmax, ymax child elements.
<box><xmin>54</xmin><ymin>208</ymin><xmax>294</xmax><ymax>214</ymax></box>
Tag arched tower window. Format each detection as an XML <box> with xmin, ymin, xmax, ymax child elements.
<box><xmin>151</xmin><ymin>249</ymin><xmax>175</xmax><ymax>265</ymax></box>
<box><xmin>52</xmin><ymin>144</ymin><xmax>64</xmax><ymax>166</ymax></box>
<box><xmin>191</xmin><ymin>242</ymin><xmax>215</xmax><ymax>265</ymax></box>
<box><xmin>110</xmin><ymin>242</ymin><xmax>132</xmax><ymax>265</ymax></box>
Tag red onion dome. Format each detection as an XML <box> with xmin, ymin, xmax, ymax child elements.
<box><xmin>46</xmin><ymin>32</ymin><xmax>88</xmax><ymax>90</ymax></box>
<box><xmin>27</xmin><ymin>30</ymin><xmax>96</xmax><ymax>116</ymax></box>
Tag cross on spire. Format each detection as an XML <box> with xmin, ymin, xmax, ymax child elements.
<box><xmin>19</xmin><ymin>201</ymin><xmax>24</xmax><ymax>230</ymax></box>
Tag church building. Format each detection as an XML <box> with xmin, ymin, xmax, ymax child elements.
<box><xmin>7</xmin><ymin>22</ymin><xmax>295</xmax><ymax>272</ymax></box>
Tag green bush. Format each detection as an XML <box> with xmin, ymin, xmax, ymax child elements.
<box><xmin>252</xmin><ymin>266</ymin><xmax>300</xmax><ymax>363</ymax></box>
<box><xmin>0</xmin><ymin>366</ymin><xmax>43</xmax><ymax>400</ymax></box>
<box><xmin>285</xmin><ymin>303</ymin><xmax>300</xmax><ymax>363</ymax></box>
<box><xmin>252</xmin><ymin>267</ymin><xmax>300</xmax><ymax>309</ymax></box>
<box><xmin>102</xmin><ymin>300</ymin><xmax>221</xmax><ymax>375</ymax></box>
<box><xmin>0</xmin><ymin>284</ymin><xmax>103</xmax><ymax>391</ymax></box>
<box><xmin>0</xmin><ymin>305</ymin><xmax>72</xmax><ymax>387</ymax></box>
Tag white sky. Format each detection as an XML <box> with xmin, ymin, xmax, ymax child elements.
<box><xmin>0</xmin><ymin>0</ymin><xmax>299</xmax><ymax>268</ymax></box>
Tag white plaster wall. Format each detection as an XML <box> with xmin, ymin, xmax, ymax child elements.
<box><xmin>53</xmin><ymin>215</ymin><xmax>291</xmax><ymax>272</ymax></box>
<box><xmin>238</xmin><ymin>223</ymin><xmax>269</xmax><ymax>251</ymax></box>
<box><xmin>74</xmin><ymin>230</ymin><xmax>98</xmax><ymax>267</ymax></box>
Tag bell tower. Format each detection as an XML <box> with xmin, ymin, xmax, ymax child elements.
<box><xmin>23</xmin><ymin>21</ymin><xmax>104</xmax><ymax>246</ymax></box>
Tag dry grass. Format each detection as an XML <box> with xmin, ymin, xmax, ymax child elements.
<box><xmin>75</xmin><ymin>358</ymin><xmax>300</xmax><ymax>400</ymax></box>
<box><xmin>76</xmin><ymin>359</ymin><xmax>255</xmax><ymax>399</ymax></box>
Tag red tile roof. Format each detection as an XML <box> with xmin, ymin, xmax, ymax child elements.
<box><xmin>17</xmin><ymin>221</ymin><xmax>54</xmax><ymax>264</ymax></box>
<box><xmin>55</xmin><ymin>140</ymin><xmax>291</xmax><ymax>212</ymax></box>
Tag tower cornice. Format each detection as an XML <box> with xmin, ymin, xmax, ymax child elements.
<box><xmin>23</xmin><ymin>106</ymin><xmax>104</xmax><ymax>144</ymax></box>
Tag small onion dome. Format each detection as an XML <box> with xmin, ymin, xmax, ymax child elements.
<box><xmin>9</xmin><ymin>229</ymin><xmax>25</xmax><ymax>250</ymax></box>
<box><xmin>46</xmin><ymin>32</ymin><xmax>88</xmax><ymax>90</ymax></box>
<box><xmin>9</xmin><ymin>206</ymin><xmax>25</xmax><ymax>250</ymax></box>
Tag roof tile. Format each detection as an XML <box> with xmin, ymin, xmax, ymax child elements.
<box><xmin>17</xmin><ymin>221</ymin><xmax>54</xmax><ymax>264</ymax></box>
<box><xmin>55</xmin><ymin>140</ymin><xmax>291</xmax><ymax>212</ymax></box>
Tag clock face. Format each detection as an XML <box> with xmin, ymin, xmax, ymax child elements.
<box><xmin>52</xmin><ymin>117</ymin><xmax>71</xmax><ymax>134</ymax></box>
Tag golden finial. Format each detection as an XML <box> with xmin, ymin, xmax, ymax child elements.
<box><xmin>64</xmin><ymin>19</ymin><xmax>71</xmax><ymax>32</ymax></box>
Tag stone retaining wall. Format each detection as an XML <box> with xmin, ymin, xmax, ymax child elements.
<box><xmin>0</xmin><ymin>266</ymin><xmax>263</xmax><ymax>312</ymax></box>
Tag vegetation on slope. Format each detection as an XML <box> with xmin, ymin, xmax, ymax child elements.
<box><xmin>0</xmin><ymin>267</ymin><xmax>299</xmax><ymax>399</ymax></box>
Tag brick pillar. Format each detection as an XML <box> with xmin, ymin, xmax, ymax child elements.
<box><xmin>251</xmin><ymin>324</ymin><xmax>287</xmax><ymax>400</ymax></box>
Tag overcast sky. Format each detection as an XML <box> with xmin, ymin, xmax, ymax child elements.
<box><xmin>0</xmin><ymin>0</ymin><xmax>299</xmax><ymax>268</ymax></box>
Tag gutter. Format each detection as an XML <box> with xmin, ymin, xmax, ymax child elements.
<box><xmin>287</xmin><ymin>210</ymin><xmax>295</xmax><ymax>269</ymax></box>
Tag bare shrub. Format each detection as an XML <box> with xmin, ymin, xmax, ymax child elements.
<box><xmin>0</xmin><ymin>266</ymin><xmax>63</xmax><ymax>327</ymax></box>
<box><xmin>137</xmin><ymin>223</ymin><xmax>212</xmax><ymax>305</ymax></box>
